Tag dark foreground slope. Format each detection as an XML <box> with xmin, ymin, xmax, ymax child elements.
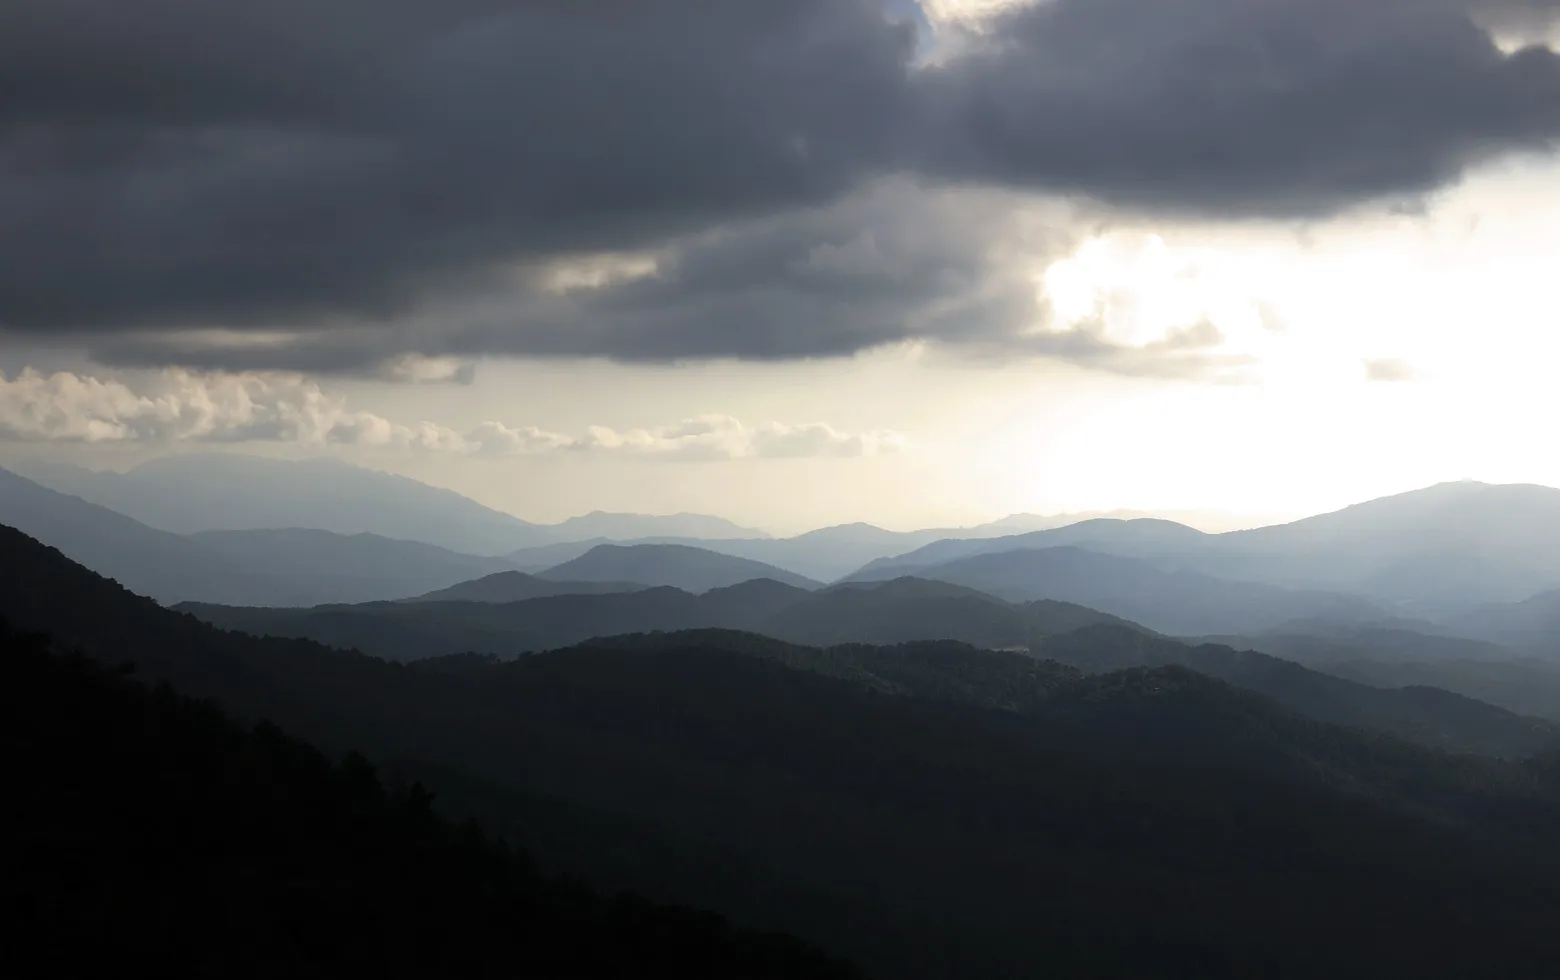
<box><xmin>1</xmin><ymin>625</ymin><xmax>856</xmax><ymax>980</ymax></box>
<box><xmin>6</xmin><ymin>524</ymin><xmax>1560</xmax><ymax>979</ymax></box>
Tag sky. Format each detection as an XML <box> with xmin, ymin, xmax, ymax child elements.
<box><xmin>3</xmin><ymin>0</ymin><xmax>1560</xmax><ymax>534</ymax></box>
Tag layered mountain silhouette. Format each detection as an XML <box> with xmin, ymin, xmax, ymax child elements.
<box><xmin>173</xmin><ymin>574</ymin><xmax>1556</xmax><ymax>758</ymax></box>
<box><xmin>17</xmin><ymin>455</ymin><xmax>768</xmax><ymax>554</ymax></box>
<box><xmin>175</xmin><ymin>577</ymin><xmax>1127</xmax><ymax>664</ymax></box>
<box><xmin>854</xmin><ymin>517</ymin><xmax>1211</xmax><ymax>576</ymax></box>
<box><xmin>1446</xmin><ymin>588</ymin><xmax>1560</xmax><ymax>654</ymax></box>
<box><xmin>540</xmin><ymin>543</ymin><xmax>822</xmax><ymax>592</ymax></box>
<box><xmin>18</xmin><ymin>454</ymin><xmax>550</xmax><ymax>555</ymax></box>
<box><xmin>6</xmin><ymin>520</ymin><xmax>1560</xmax><ymax>978</ymax></box>
<box><xmin>506</xmin><ymin>515</ymin><xmax>1190</xmax><ymax>582</ymax></box>
<box><xmin>850</xmin><ymin>482</ymin><xmax>1560</xmax><ymax>616</ymax></box>
<box><xmin>1038</xmin><ymin>625</ymin><xmax>1560</xmax><ymax>758</ymax></box>
<box><xmin>850</xmin><ymin>545</ymin><xmax>1385</xmax><ymax>636</ymax></box>
<box><xmin>406</xmin><ymin>570</ymin><xmax>648</xmax><ymax>603</ymax></box>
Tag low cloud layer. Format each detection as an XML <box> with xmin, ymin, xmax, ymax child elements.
<box><xmin>0</xmin><ymin>368</ymin><xmax>902</xmax><ymax>461</ymax></box>
<box><xmin>3</xmin><ymin>0</ymin><xmax>1559</xmax><ymax>371</ymax></box>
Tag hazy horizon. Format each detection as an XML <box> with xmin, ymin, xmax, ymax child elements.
<box><xmin>0</xmin><ymin>446</ymin><xmax>1530</xmax><ymax>538</ymax></box>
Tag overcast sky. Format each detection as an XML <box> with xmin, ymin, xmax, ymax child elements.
<box><xmin>3</xmin><ymin>0</ymin><xmax>1560</xmax><ymax>533</ymax></box>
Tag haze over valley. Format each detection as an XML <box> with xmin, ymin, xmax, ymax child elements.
<box><xmin>9</xmin><ymin>1</ymin><xmax>1560</xmax><ymax>976</ymax></box>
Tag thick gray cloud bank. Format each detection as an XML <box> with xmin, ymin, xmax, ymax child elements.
<box><xmin>3</xmin><ymin>0</ymin><xmax>1558</xmax><ymax>369</ymax></box>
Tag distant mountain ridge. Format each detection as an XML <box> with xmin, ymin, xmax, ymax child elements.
<box><xmin>16</xmin><ymin>454</ymin><xmax>548</xmax><ymax>556</ymax></box>
<box><xmin>541</xmin><ymin>543</ymin><xmax>822</xmax><ymax>592</ymax></box>
<box><xmin>0</xmin><ymin>466</ymin><xmax>522</xmax><ymax>606</ymax></box>
<box><xmin>406</xmin><ymin>570</ymin><xmax>649</xmax><ymax>603</ymax></box>
<box><xmin>173</xmin><ymin>575</ymin><xmax>1131</xmax><ymax>663</ymax></box>
<box><xmin>850</xmin><ymin>545</ymin><xmax>1386</xmax><ymax>636</ymax></box>
<box><xmin>13</xmin><ymin>455</ymin><xmax>764</xmax><ymax>555</ymax></box>
<box><xmin>846</xmin><ymin>482</ymin><xmax>1560</xmax><ymax>616</ymax></box>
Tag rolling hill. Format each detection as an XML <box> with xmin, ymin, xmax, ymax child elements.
<box><xmin>173</xmin><ymin>577</ymin><xmax>1129</xmax><ymax>664</ymax></box>
<box><xmin>1038</xmin><ymin>625</ymin><xmax>1560</xmax><ymax>758</ymax></box>
<box><xmin>5</xmin><ymin>623</ymin><xmax>856</xmax><ymax>980</ymax></box>
<box><xmin>853</xmin><ymin>546</ymin><xmax>1385</xmax><ymax>636</ymax></box>
<box><xmin>0</xmin><ymin>466</ymin><xmax>526</xmax><ymax>606</ymax></box>
<box><xmin>18</xmin><ymin>453</ymin><xmax>551</xmax><ymax>555</ymax></box>
<box><xmin>406</xmin><ymin>570</ymin><xmax>648</xmax><ymax>603</ymax></box>
<box><xmin>6</xmin><ymin>520</ymin><xmax>1560</xmax><ymax>978</ymax></box>
<box><xmin>1445</xmin><ymin>588</ymin><xmax>1560</xmax><ymax>655</ymax></box>
<box><xmin>854</xmin><ymin>518</ymin><xmax>1212</xmax><ymax>577</ymax></box>
<box><xmin>541</xmin><ymin>543</ymin><xmax>822</xmax><ymax>592</ymax></box>
<box><xmin>847</xmin><ymin>482</ymin><xmax>1560</xmax><ymax>617</ymax></box>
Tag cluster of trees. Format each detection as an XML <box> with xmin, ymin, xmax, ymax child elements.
<box><xmin>3</xmin><ymin>623</ymin><xmax>857</xmax><ymax>979</ymax></box>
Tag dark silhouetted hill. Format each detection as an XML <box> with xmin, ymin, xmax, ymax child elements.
<box><xmin>408</xmin><ymin>570</ymin><xmax>648</xmax><ymax>603</ymax></box>
<box><xmin>2</xmin><ymin>624</ymin><xmax>857</xmax><ymax>980</ymax></box>
<box><xmin>174</xmin><ymin>577</ymin><xmax>1120</xmax><ymax>664</ymax></box>
<box><xmin>1038</xmin><ymin>625</ymin><xmax>1560</xmax><ymax>759</ymax></box>
<box><xmin>8</xmin><ymin>521</ymin><xmax>1560</xmax><ymax>978</ymax></box>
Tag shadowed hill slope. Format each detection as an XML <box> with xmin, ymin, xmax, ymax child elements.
<box><xmin>3</xmin><ymin>624</ymin><xmax>858</xmax><ymax>980</ymax></box>
<box><xmin>8</xmin><ymin>522</ymin><xmax>1560</xmax><ymax>978</ymax></box>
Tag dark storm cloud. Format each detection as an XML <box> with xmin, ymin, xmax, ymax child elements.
<box><xmin>920</xmin><ymin>0</ymin><xmax>1560</xmax><ymax>214</ymax></box>
<box><xmin>92</xmin><ymin>182</ymin><xmax>1236</xmax><ymax>379</ymax></box>
<box><xmin>3</xmin><ymin>0</ymin><xmax>1560</xmax><ymax>368</ymax></box>
<box><xmin>0</xmin><ymin>0</ymin><xmax>917</xmax><ymax>330</ymax></box>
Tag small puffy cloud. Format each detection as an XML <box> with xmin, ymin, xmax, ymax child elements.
<box><xmin>0</xmin><ymin>368</ymin><xmax>902</xmax><ymax>461</ymax></box>
<box><xmin>376</xmin><ymin>354</ymin><xmax>477</xmax><ymax>384</ymax></box>
<box><xmin>0</xmin><ymin>367</ymin><xmax>385</xmax><ymax>445</ymax></box>
<box><xmin>573</xmin><ymin>415</ymin><xmax>908</xmax><ymax>461</ymax></box>
<box><xmin>1363</xmin><ymin>358</ymin><xmax>1417</xmax><ymax>382</ymax></box>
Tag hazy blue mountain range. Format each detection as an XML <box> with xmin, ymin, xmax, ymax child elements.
<box><xmin>12</xmin><ymin>455</ymin><xmax>760</xmax><ymax>554</ymax></box>
<box><xmin>851</xmin><ymin>545</ymin><xmax>1386</xmax><ymax>636</ymax></box>
<box><xmin>853</xmin><ymin>518</ymin><xmax>1210</xmax><ymax>576</ymax></box>
<box><xmin>849</xmin><ymin>482</ymin><xmax>1560</xmax><ymax>617</ymax></box>
<box><xmin>0</xmin><ymin>466</ymin><xmax>520</xmax><ymax>605</ymax></box>
<box><xmin>508</xmin><ymin>516</ymin><xmax>1212</xmax><ymax>581</ymax></box>
<box><xmin>174</xmin><ymin>576</ymin><xmax>1132</xmax><ymax>663</ymax></box>
<box><xmin>16</xmin><ymin>452</ymin><xmax>1233</xmax><ymax>580</ymax></box>
<box><xmin>1444</xmin><ymin>589</ymin><xmax>1560</xmax><ymax>655</ymax></box>
<box><xmin>15</xmin><ymin>450</ymin><xmax>1560</xmax><ymax>653</ymax></box>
